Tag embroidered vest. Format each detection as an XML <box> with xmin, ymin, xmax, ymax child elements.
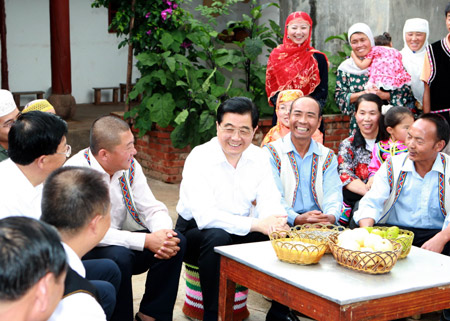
<box><xmin>83</xmin><ymin>148</ymin><xmax>146</xmax><ymax>231</ymax></box>
<box><xmin>266</xmin><ymin>138</ymin><xmax>335</xmax><ymax>211</ymax></box>
<box><xmin>63</xmin><ymin>267</ymin><xmax>100</xmax><ymax>302</ymax></box>
<box><xmin>379</xmin><ymin>152</ymin><xmax>450</xmax><ymax>223</ymax></box>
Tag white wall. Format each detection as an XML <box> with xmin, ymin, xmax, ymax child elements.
<box><xmin>2</xmin><ymin>0</ymin><xmax>138</xmax><ymax>105</ymax></box>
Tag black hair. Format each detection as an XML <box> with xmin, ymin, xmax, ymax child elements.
<box><xmin>445</xmin><ymin>2</ymin><xmax>450</xmax><ymax>16</ymax></box>
<box><xmin>352</xmin><ymin>93</ymin><xmax>389</xmax><ymax>147</ymax></box>
<box><xmin>90</xmin><ymin>115</ymin><xmax>131</xmax><ymax>155</ymax></box>
<box><xmin>417</xmin><ymin>113</ymin><xmax>450</xmax><ymax>148</ymax></box>
<box><xmin>216</xmin><ymin>97</ymin><xmax>259</xmax><ymax>129</ymax></box>
<box><xmin>0</xmin><ymin>217</ymin><xmax>67</xmax><ymax>300</ymax></box>
<box><xmin>41</xmin><ymin>166</ymin><xmax>110</xmax><ymax>235</ymax></box>
<box><xmin>8</xmin><ymin>111</ymin><xmax>68</xmax><ymax>165</ymax></box>
<box><xmin>374</xmin><ymin>32</ymin><xmax>392</xmax><ymax>46</ymax></box>
<box><xmin>290</xmin><ymin>96</ymin><xmax>322</xmax><ymax>117</ymax></box>
<box><xmin>384</xmin><ymin>106</ymin><xmax>414</xmax><ymax>128</ymax></box>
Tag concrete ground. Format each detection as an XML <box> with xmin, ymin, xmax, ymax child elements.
<box><xmin>67</xmin><ymin>103</ymin><xmax>443</xmax><ymax>321</ymax></box>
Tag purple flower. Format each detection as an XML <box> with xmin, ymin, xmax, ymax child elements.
<box><xmin>145</xmin><ymin>12</ymin><xmax>151</xmax><ymax>18</ymax></box>
<box><xmin>181</xmin><ymin>41</ymin><xmax>192</xmax><ymax>49</ymax></box>
<box><xmin>172</xmin><ymin>3</ymin><xmax>178</xmax><ymax>9</ymax></box>
<box><xmin>161</xmin><ymin>8</ymin><xmax>172</xmax><ymax>21</ymax></box>
<box><xmin>146</xmin><ymin>30</ymin><xmax>152</xmax><ymax>35</ymax></box>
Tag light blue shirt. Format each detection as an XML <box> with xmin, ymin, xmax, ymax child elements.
<box><xmin>355</xmin><ymin>155</ymin><xmax>446</xmax><ymax>229</ymax></box>
<box><xmin>266</xmin><ymin>137</ymin><xmax>343</xmax><ymax>226</ymax></box>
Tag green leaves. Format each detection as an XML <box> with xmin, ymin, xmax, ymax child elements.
<box><xmin>146</xmin><ymin>93</ymin><xmax>175</xmax><ymax>128</ymax></box>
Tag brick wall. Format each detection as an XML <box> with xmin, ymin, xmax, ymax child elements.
<box><xmin>133</xmin><ymin>115</ymin><xmax>350</xmax><ymax>183</ymax></box>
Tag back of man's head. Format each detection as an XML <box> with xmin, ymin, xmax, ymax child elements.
<box><xmin>41</xmin><ymin>166</ymin><xmax>110</xmax><ymax>238</ymax></box>
<box><xmin>0</xmin><ymin>216</ymin><xmax>67</xmax><ymax>301</ymax></box>
<box><xmin>8</xmin><ymin>111</ymin><xmax>68</xmax><ymax>165</ymax></box>
<box><xmin>90</xmin><ymin>115</ymin><xmax>130</xmax><ymax>155</ymax></box>
<box><xmin>216</xmin><ymin>97</ymin><xmax>259</xmax><ymax>129</ymax></box>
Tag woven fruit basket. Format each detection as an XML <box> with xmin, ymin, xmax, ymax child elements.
<box><xmin>328</xmin><ymin>234</ymin><xmax>402</xmax><ymax>274</ymax></box>
<box><xmin>368</xmin><ymin>227</ymin><xmax>414</xmax><ymax>259</ymax></box>
<box><xmin>295</xmin><ymin>223</ymin><xmax>346</xmax><ymax>253</ymax></box>
<box><xmin>270</xmin><ymin>229</ymin><xmax>328</xmax><ymax>265</ymax></box>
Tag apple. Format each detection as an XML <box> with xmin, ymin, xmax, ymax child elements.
<box><xmin>337</xmin><ymin>229</ymin><xmax>355</xmax><ymax>244</ymax></box>
<box><xmin>373</xmin><ymin>239</ymin><xmax>393</xmax><ymax>252</ymax></box>
<box><xmin>386</xmin><ymin>226</ymin><xmax>400</xmax><ymax>239</ymax></box>
<box><xmin>338</xmin><ymin>239</ymin><xmax>361</xmax><ymax>251</ymax></box>
<box><xmin>371</xmin><ymin>229</ymin><xmax>386</xmax><ymax>238</ymax></box>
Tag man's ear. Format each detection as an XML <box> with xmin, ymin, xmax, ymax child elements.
<box><xmin>34</xmin><ymin>273</ymin><xmax>53</xmax><ymax>313</ymax></box>
<box><xmin>88</xmin><ymin>214</ymin><xmax>104</xmax><ymax>235</ymax></box>
<box><xmin>97</xmin><ymin>149</ymin><xmax>109</xmax><ymax>162</ymax></box>
<box><xmin>435</xmin><ymin>140</ymin><xmax>446</xmax><ymax>153</ymax></box>
<box><xmin>35</xmin><ymin>155</ymin><xmax>47</xmax><ymax>170</ymax></box>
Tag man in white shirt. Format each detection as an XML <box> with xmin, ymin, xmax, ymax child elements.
<box><xmin>41</xmin><ymin>166</ymin><xmax>113</xmax><ymax>321</ymax></box>
<box><xmin>0</xmin><ymin>111</ymin><xmax>120</xmax><ymax>319</ymax></box>
<box><xmin>176</xmin><ymin>97</ymin><xmax>289</xmax><ymax>321</ymax></box>
<box><xmin>0</xmin><ymin>216</ymin><xmax>67</xmax><ymax>321</ymax></box>
<box><xmin>0</xmin><ymin>111</ymin><xmax>69</xmax><ymax>219</ymax></box>
<box><xmin>65</xmin><ymin>115</ymin><xmax>185</xmax><ymax>321</ymax></box>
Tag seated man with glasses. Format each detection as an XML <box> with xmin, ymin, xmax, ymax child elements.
<box><xmin>0</xmin><ymin>89</ymin><xmax>20</xmax><ymax>162</ymax></box>
<box><xmin>175</xmin><ymin>96</ymin><xmax>289</xmax><ymax>321</ymax></box>
<box><xmin>0</xmin><ymin>111</ymin><xmax>120</xmax><ymax>321</ymax></box>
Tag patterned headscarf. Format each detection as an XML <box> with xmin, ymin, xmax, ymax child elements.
<box><xmin>265</xmin><ymin>12</ymin><xmax>327</xmax><ymax>106</ymax></box>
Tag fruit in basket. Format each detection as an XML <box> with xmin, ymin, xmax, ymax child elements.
<box><xmin>363</xmin><ymin>233</ymin><xmax>383</xmax><ymax>249</ymax></box>
<box><xmin>386</xmin><ymin>226</ymin><xmax>400</xmax><ymax>239</ymax></box>
<box><xmin>373</xmin><ymin>239</ymin><xmax>393</xmax><ymax>252</ymax></box>
<box><xmin>371</xmin><ymin>229</ymin><xmax>386</xmax><ymax>238</ymax></box>
<box><xmin>338</xmin><ymin>228</ymin><xmax>368</xmax><ymax>247</ymax></box>
<box><xmin>364</xmin><ymin>226</ymin><xmax>374</xmax><ymax>233</ymax></box>
<box><xmin>338</xmin><ymin>239</ymin><xmax>361</xmax><ymax>251</ymax></box>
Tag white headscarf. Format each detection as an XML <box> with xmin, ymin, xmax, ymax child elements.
<box><xmin>400</xmin><ymin>18</ymin><xmax>429</xmax><ymax>104</ymax></box>
<box><xmin>338</xmin><ymin>23</ymin><xmax>375</xmax><ymax>75</ymax></box>
<box><xmin>0</xmin><ymin>90</ymin><xmax>17</xmax><ymax>117</ymax></box>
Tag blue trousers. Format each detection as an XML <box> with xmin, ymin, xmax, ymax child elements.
<box><xmin>83</xmin><ymin>232</ymin><xmax>186</xmax><ymax>321</ymax></box>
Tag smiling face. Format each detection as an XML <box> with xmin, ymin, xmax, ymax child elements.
<box><xmin>0</xmin><ymin>108</ymin><xmax>19</xmax><ymax>148</ymax></box>
<box><xmin>276</xmin><ymin>101</ymin><xmax>292</xmax><ymax>128</ymax></box>
<box><xmin>289</xmin><ymin>97</ymin><xmax>321</xmax><ymax>142</ymax></box>
<box><xmin>104</xmin><ymin>130</ymin><xmax>137</xmax><ymax>174</ymax></box>
<box><xmin>355</xmin><ymin>100</ymin><xmax>380</xmax><ymax>139</ymax></box>
<box><xmin>216</xmin><ymin>112</ymin><xmax>255</xmax><ymax>165</ymax></box>
<box><xmin>350</xmin><ymin>32</ymin><xmax>372</xmax><ymax>58</ymax></box>
<box><xmin>406</xmin><ymin>119</ymin><xmax>444</xmax><ymax>164</ymax></box>
<box><xmin>287</xmin><ymin>19</ymin><xmax>311</xmax><ymax>45</ymax></box>
<box><xmin>447</xmin><ymin>12</ymin><xmax>450</xmax><ymax>33</ymax></box>
<box><xmin>405</xmin><ymin>31</ymin><xmax>426</xmax><ymax>51</ymax></box>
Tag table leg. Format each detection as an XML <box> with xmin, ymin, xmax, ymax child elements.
<box><xmin>219</xmin><ymin>257</ymin><xmax>236</xmax><ymax>321</ymax></box>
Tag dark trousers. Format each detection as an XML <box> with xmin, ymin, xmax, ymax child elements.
<box><xmin>83</xmin><ymin>231</ymin><xmax>186</xmax><ymax>321</ymax></box>
<box><xmin>83</xmin><ymin>259</ymin><xmax>121</xmax><ymax>321</ymax></box>
<box><xmin>175</xmin><ymin>216</ymin><xmax>268</xmax><ymax>321</ymax></box>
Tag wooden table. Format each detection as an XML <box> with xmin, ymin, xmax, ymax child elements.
<box><xmin>216</xmin><ymin>241</ymin><xmax>450</xmax><ymax>321</ymax></box>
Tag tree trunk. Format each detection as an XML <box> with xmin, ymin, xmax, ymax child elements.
<box><xmin>125</xmin><ymin>0</ymin><xmax>136</xmax><ymax>113</ymax></box>
<box><xmin>0</xmin><ymin>0</ymin><xmax>9</xmax><ymax>90</ymax></box>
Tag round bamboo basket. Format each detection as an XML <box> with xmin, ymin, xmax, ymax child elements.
<box><xmin>295</xmin><ymin>223</ymin><xmax>346</xmax><ymax>253</ymax></box>
<box><xmin>270</xmin><ymin>229</ymin><xmax>328</xmax><ymax>265</ymax></box>
<box><xmin>328</xmin><ymin>233</ymin><xmax>402</xmax><ymax>274</ymax></box>
<box><xmin>368</xmin><ymin>227</ymin><xmax>414</xmax><ymax>259</ymax></box>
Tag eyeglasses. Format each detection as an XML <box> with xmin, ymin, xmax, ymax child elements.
<box><xmin>55</xmin><ymin>144</ymin><xmax>72</xmax><ymax>158</ymax></box>
<box><xmin>219</xmin><ymin>125</ymin><xmax>253</xmax><ymax>137</ymax></box>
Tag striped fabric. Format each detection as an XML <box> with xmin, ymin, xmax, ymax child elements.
<box><xmin>182</xmin><ymin>263</ymin><xmax>250</xmax><ymax>320</ymax></box>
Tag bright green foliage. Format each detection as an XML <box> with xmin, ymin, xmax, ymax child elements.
<box><xmin>92</xmin><ymin>0</ymin><xmax>280</xmax><ymax>149</ymax></box>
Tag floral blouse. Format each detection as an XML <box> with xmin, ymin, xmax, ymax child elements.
<box><xmin>338</xmin><ymin>136</ymin><xmax>372</xmax><ymax>186</ymax></box>
<box><xmin>334</xmin><ymin>69</ymin><xmax>416</xmax><ymax>134</ymax></box>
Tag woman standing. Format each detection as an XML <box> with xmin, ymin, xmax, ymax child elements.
<box><xmin>335</xmin><ymin>23</ymin><xmax>415</xmax><ymax>134</ymax></box>
<box><xmin>266</xmin><ymin>12</ymin><xmax>328</xmax><ymax>113</ymax></box>
<box><xmin>338</xmin><ymin>93</ymin><xmax>388</xmax><ymax>225</ymax></box>
<box><xmin>400</xmin><ymin>18</ymin><xmax>429</xmax><ymax>108</ymax></box>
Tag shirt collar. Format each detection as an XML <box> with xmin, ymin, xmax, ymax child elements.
<box><xmin>283</xmin><ymin>132</ymin><xmax>322</xmax><ymax>158</ymax></box>
<box><xmin>86</xmin><ymin>148</ymin><xmax>125</xmax><ymax>179</ymax></box>
<box><xmin>62</xmin><ymin>242</ymin><xmax>85</xmax><ymax>277</ymax></box>
<box><xmin>402</xmin><ymin>153</ymin><xmax>445</xmax><ymax>175</ymax></box>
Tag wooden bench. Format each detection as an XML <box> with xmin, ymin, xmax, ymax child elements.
<box><xmin>93</xmin><ymin>87</ymin><xmax>119</xmax><ymax>105</ymax></box>
<box><xmin>12</xmin><ymin>91</ymin><xmax>45</xmax><ymax>107</ymax></box>
<box><xmin>119</xmin><ymin>83</ymin><xmax>142</xmax><ymax>102</ymax></box>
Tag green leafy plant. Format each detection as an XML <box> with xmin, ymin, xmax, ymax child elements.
<box><xmin>323</xmin><ymin>32</ymin><xmax>352</xmax><ymax>114</ymax></box>
<box><xmin>92</xmin><ymin>0</ymin><xmax>280</xmax><ymax>149</ymax></box>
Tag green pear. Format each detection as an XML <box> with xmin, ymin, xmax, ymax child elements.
<box><xmin>371</xmin><ymin>229</ymin><xmax>386</xmax><ymax>238</ymax></box>
<box><xmin>364</xmin><ymin>226</ymin><xmax>373</xmax><ymax>233</ymax></box>
<box><xmin>386</xmin><ymin>226</ymin><xmax>400</xmax><ymax>239</ymax></box>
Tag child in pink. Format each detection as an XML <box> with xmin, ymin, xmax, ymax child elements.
<box><xmin>351</xmin><ymin>32</ymin><xmax>411</xmax><ymax>90</ymax></box>
<box><xmin>367</xmin><ymin>106</ymin><xmax>414</xmax><ymax>188</ymax></box>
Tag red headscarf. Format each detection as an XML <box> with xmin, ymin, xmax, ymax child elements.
<box><xmin>265</xmin><ymin>12</ymin><xmax>326</xmax><ymax>106</ymax></box>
